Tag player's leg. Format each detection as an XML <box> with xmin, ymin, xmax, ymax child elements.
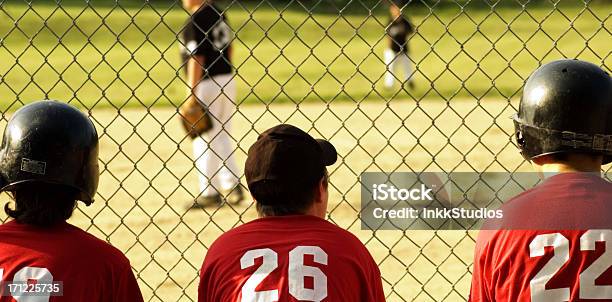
<box><xmin>191</xmin><ymin>78</ymin><xmax>226</xmax><ymax>206</ymax></box>
<box><xmin>211</xmin><ymin>74</ymin><xmax>243</xmax><ymax>204</ymax></box>
<box><xmin>192</xmin><ymin>133</ymin><xmax>219</xmax><ymax>205</ymax></box>
<box><xmin>192</xmin><ymin>74</ymin><xmax>242</xmax><ymax>206</ymax></box>
<box><xmin>384</xmin><ymin>48</ymin><xmax>398</xmax><ymax>88</ymax></box>
<box><xmin>399</xmin><ymin>51</ymin><xmax>415</xmax><ymax>89</ymax></box>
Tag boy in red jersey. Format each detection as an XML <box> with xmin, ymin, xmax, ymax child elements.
<box><xmin>0</xmin><ymin>101</ymin><xmax>143</xmax><ymax>302</ymax></box>
<box><xmin>470</xmin><ymin>60</ymin><xmax>612</xmax><ymax>301</ymax></box>
<box><xmin>198</xmin><ymin>124</ymin><xmax>386</xmax><ymax>301</ymax></box>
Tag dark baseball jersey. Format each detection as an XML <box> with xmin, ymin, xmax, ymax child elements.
<box><xmin>387</xmin><ymin>17</ymin><xmax>413</xmax><ymax>53</ymax></box>
<box><xmin>180</xmin><ymin>4</ymin><xmax>233</xmax><ymax>78</ymax></box>
<box><xmin>198</xmin><ymin>215</ymin><xmax>386</xmax><ymax>302</ymax></box>
<box><xmin>0</xmin><ymin>220</ymin><xmax>144</xmax><ymax>302</ymax></box>
<box><xmin>470</xmin><ymin>173</ymin><xmax>612</xmax><ymax>302</ymax></box>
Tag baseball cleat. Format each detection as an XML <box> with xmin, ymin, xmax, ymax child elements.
<box><xmin>221</xmin><ymin>186</ymin><xmax>245</xmax><ymax>205</ymax></box>
<box><xmin>187</xmin><ymin>194</ymin><xmax>222</xmax><ymax>210</ymax></box>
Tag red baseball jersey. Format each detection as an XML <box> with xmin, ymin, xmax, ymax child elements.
<box><xmin>470</xmin><ymin>173</ymin><xmax>612</xmax><ymax>302</ymax></box>
<box><xmin>0</xmin><ymin>220</ymin><xmax>144</xmax><ymax>302</ymax></box>
<box><xmin>199</xmin><ymin>215</ymin><xmax>385</xmax><ymax>302</ymax></box>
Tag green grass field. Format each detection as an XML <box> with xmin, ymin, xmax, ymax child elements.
<box><xmin>0</xmin><ymin>1</ymin><xmax>609</xmax><ymax>110</ymax></box>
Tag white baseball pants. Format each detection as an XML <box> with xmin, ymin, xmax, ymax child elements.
<box><xmin>192</xmin><ymin>73</ymin><xmax>240</xmax><ymax>197</ymax></box>
<box><xmin>384</xmin><ymin>49</ymin><xmax>413</xmax><ymax>88</ymax></box>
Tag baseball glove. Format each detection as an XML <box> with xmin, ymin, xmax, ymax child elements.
<box><xmin>179</xmin><ymin>98</ymin><xmax>213</xmax><ymax>139</ymax></box>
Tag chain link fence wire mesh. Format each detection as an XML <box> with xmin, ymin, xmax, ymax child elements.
<box><xmin>0</xmin><ymin>0</ymin><xmax>610</xmax><ymax>301</ymax></box>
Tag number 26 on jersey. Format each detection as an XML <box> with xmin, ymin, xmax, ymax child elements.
<box><xmin>240</xmin><ymin>246</ymin><xmax>328</xmax><ymax>302</ymax></box>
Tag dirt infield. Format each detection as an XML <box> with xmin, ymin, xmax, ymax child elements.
<box><xmin>0</xmin><ymin>99</ymin><xmax>524</xmax><ymax>301</ymax></box>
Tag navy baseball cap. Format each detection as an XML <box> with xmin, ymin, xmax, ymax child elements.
<box><xmin>245</xmin><ymin>124</ymin><xmax>337</xmax><ymax>203</ymax></box>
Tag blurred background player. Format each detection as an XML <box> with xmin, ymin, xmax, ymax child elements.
<box><xmin>179</xmin><ymin>0</ymin><xmax>243</xmax><ymax>208</ymax></box>
<box><xmin>470</xmin><ymin>60</ymin><xmax>612</xmax><ymax>301</ymax></box>
<box><xmin>0</xmin><ymin>101</ymin><xmax>143</xmax><ymax>301</ymax></box>
<box><xmin>198</xmin><ymin>124</ymin><xmax>385</xmax><ymax>301</ymax></box>
<box><xmin>384</xmin><ymin>0</ymin><xmax>415</xmax><ymax>90</ymax></box>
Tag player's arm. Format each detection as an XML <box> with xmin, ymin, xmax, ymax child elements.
<box><xmin>179</xmin><ymin>53</ymin><xmax>214</xmax><ymax>138</ymax></box>
<box><xmin>367</xmin><ymin>263</ymin><xmax>386</xmax><ymax>301</ymax></box>
<box><xmin>469</xmin><ymin>231</ymin><xmax>495</xmax><ymax>302</ymax></box>
<box><xmin>198</xmin><ymin>244</ymin><xmax>221</xmax><ymax>302</ymax></box>
<box><xmin>179</xmin><ymin>17</ymin><xmax>205</xmax><ymax>113</ymax></box>
<box><xmin>187</xmin><ymin>54</ymin><xmax>205</xmax><ymax>105</ymax></box>
<box><xmin>198</xmin><ymin>268</ymin><xmax>211</xmax><ymax>302</ymax></box>
<box><xmin>178</xmin><ymin>17</ymin><xmax>216</xmax><ymax>137</ymax></box>
<box><xmin>469</xmin><ymin>258</ymin><xmax>490</xmax><ymax>302</ymax></box>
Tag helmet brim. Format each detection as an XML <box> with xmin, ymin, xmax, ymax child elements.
<box><xmin>513</xmin><ymin>116</ymin><xmax>612</xmax><ymax>164</ymax></box>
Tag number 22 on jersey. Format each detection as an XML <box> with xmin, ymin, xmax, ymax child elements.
<box><xmin>240</xmin><ymin>246</ymin><xmax>328</xmax><ymax>302</ymax></box>
<box><xmin>530</xmin><ymin>230</ymin><xmax>612</xmax><ymax>301</ymax></box>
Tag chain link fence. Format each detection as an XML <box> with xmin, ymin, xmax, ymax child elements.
<box><xmin>0</xmin><ymin>0</ymin><xmax>610</xmax><ymax>301</ymax></box>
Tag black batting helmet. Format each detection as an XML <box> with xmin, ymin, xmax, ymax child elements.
<box><xmin>513</xmin><ymin>59</ymin><xmax>612</xmax><ymax>164</ymax></box>
<box><xmin>0</xmin><ymin>100</ymin><xmax>100</xmax><ymax>205</ymax></box>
